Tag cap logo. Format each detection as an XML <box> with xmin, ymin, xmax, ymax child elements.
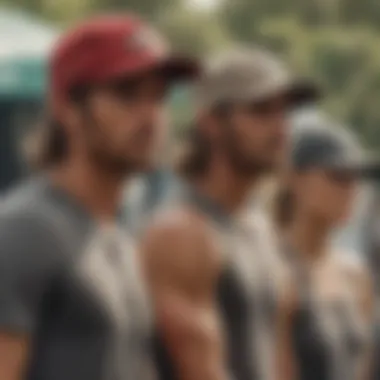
<box><xmin>128</xmin><ymin>28</ymin><xmax>168</xmax><ymax>57</ymax></box>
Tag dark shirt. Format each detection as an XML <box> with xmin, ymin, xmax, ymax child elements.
<box><xmin>0</xmin><ymin>177</ymin><xmax>154</xmax><ymax>380</ymax></box>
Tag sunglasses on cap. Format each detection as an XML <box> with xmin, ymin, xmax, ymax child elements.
<box><xmin>324</xmin><ymin>169</ymin><xmax>359</xmax><ymax>185</ymax></box>
<box><xmin>296</xmin><ymin>164</ymin><xmax>359</xmax><ymax>184</ymax></box>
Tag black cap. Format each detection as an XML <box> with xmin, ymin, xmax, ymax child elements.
<box><xmin>291</xmin><ymin>122</ymin><xmax>380</xmax><ymax>178</ymax></box>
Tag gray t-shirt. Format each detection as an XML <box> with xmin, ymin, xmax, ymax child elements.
<box><xmin>0</xmin><ymin>177</ymin><xmax>154</xmax><ymax>380</ymax></box>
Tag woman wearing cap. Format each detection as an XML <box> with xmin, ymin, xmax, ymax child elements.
<box><xmin>274</xmin><ymin>123</ymin><xmax>375</xmax><ymax>380</ymax></box>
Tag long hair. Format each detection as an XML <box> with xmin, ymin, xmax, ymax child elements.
<box><xmin>274</xmin><ymin>185</ymin><xmax>296</xmax><ymax>228</ymax></box>
<box><xmin>175</xmin><ymin>125</ymin><xmax>212</xmax><ymax>179</ymax></box>
<box><xmin>176</xmin><ymin>104</ymin><xmax>231</xmax><ymax>179</ymax></box>
<box><xmin>25</xmin><ymin>86</ymin><xmax>90</xmax><ymax>170</ymax></box>
<box><xmin>272</xmin><ymin>169</ymin><xmax>297</xmax><ymax>229</ymax></box>
<box><xmin>23</xmin><ymin>118</ymin><xmax>68</xmax><ymax>170</ymax></box>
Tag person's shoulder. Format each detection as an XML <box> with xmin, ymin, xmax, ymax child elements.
<box><xmin>145</xmin><ymin>205</ymin><xmax>218</xmax><ymax>252</ymax></box>
<box><xmin>2</xmin><ymin>177</ymin><xmax>47</xmax><ymax>212</ymax></box>
<box><xmin>332</xmin><ymin>249</ymin><xmax>370</xmax><ymax>284</ymax></box>
<box><xmin>0</xmin><ymin>178</ymin><xmax>67</xmax><ymax>251</ymax></box>
<box><xmin>141</xmin><ymin>205</ymin><xmax>222</xmax><ymax>276</ymax></box>
<box><xmin>332</xmin><ymin>250</ymin><xmax>374</xmax><ymax>312</ymax></box>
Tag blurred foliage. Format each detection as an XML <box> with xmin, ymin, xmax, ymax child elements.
<box><xmin>157</xmin><ymin>6</ymin><xmax>231</xmax><ymax>56</ymax></box>
<box><xmin>252</xmin><ymin>17</ymin><xmax>380</xmax><ymax>147</ymax></box>
<box><xmin>218</xmin><ymin>0</ymin><xmax>380</xmax><ymax>148</ymax></box>
<box><xmin>2</xmin><ymin>0</ymin><xmax>380</xmax><ymax>148</ymax></box>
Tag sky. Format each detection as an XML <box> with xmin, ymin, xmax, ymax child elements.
<box><xmin>188</xmin><ymin>0</ymin><xmax>219</xmax><ymax>10</ymax></box>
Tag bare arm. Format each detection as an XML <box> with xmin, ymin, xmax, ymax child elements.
<box><xmin>141</xmin><ymin>211</ymin><xmax>229</xmax><ymax>380</ymax></box>
<box><xmin>0</xmin><ymin>334</ymin><xmax>29</xmax><ymax>380</ymax></box>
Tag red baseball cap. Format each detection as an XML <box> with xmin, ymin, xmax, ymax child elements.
<box><xmin>49</xmin><ymin>14</ymin><xmax>200</xmax><ymax>113</ymax></box>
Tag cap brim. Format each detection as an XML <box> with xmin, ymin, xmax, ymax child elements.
<box><xmin>249</xmin><ymin>78</ymin><xmax>322</xmax><ymax>108</ymax></box>
<box><xmin>158</xmin><ymin>55</ymin><xmax>201</xmax><ymax>82</ymax></box>
<box><xmin>100</xmin><ymin>54</ymin><xmax>200</xmax><ymax>85</ymax></box>
<box><xmin>286</xmin><ymin>79</ymin><xmax>322</xmax><ymax>107</ymax></box>
<box><xmin>327</xmin><ymin>159</ymin><xmax>380</xmax><ymax>179</ymax></box>
<box><xmin>355</xmin><ymin>162</ymin><xmax>380</xmax><ymax>179</ymax></box>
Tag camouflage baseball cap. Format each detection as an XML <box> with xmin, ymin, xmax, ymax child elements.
<box><xmin>194</xmin><ymin>46</ymin><xmax>320</xmax><ymax>110</ymax></box>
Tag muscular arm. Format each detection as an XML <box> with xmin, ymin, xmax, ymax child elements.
<box><xmin>141</xmin><ymin>211</ymin><xmax>228</xmax><ymax>380</ymax></box>
<box><xmin>0</xmin><ymin>334</ymin><xmax>29</xmax><ymax>380</ymax></box>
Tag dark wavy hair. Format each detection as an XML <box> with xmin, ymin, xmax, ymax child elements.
<box><xmin>176</xmin><ymin>104</ymin><xmax>231</xmax><ymax>179</ymax></box>
<box><xmin>176</xmin><ymin>126</ymin><xmax>212</xmax><ymax>179</ymax></box>
<box><xmin>26</xmin><ymin>85</ymin><xmax>91</xmax><ymax>169</ymax></box>
<box><xmin>273</xmin><ymin>184</ymin><xmax>296</xmax><ymax>228</ymax></box>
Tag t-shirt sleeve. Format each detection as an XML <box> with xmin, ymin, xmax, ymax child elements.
<box><xmin>0</xmin><ymin>212</ymin><xmax>63</xmax><ymax>334</ymax></box>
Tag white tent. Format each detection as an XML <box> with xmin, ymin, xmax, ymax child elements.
<box><xmin>0</xmin><ymin>9</ymin><xmax>58</xmax><ymax>59</ymax></box>
<box><xmin>0</xmin><ymin>9</ymin><xmax>58</xmax><ymax>97</ymax></box>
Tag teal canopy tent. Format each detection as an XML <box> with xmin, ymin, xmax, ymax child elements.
<box><xmin>0</xmin><ymin>9</ymin><xmax>58</xmax><ymax>99</ymax></box>
<box><xmin>0</xmin><ymin>9</ymin><xmax>58</xmax><ymax>190</ymax></box>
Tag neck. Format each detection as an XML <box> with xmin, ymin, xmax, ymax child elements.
<box><xmin>287</xmin><ymin>213</ymin><xmax>331</xmax><ymax>263</ymax></box>
<box><xmin>193</xmin><ymin>162</ymin><xmax>256</xmax><ymax>214</ymax></box>
<box><xmin>49</xmin><ymin>158</ymin><xmax>127</xmax><ymax>221</ymax></box>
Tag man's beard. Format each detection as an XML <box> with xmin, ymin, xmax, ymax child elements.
<box><xmin>90</xmin><ymin>148</ymin><xmax>137</xmax><ymax>177</ymax></box>
<box><xmin>86</xmin><ymin>139</ymin><xmax>151</xmax><ymax>179</ymax></box>
<box><xmin>82</xmin><ymin>117</ymin><xmax>152</xmax><ymax>179</ymax></box>
<box><xmin>228</xmin><ymin>147</ymin><xmax>276</xmax><ymax>177</ymax></box>
<box><xmin>222</xmin><ymin>130</ymin><xmax>277</xmax><ymax>178</ymax></box>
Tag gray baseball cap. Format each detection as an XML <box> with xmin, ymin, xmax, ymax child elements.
<box><xmin>291</xmin><ymin>123</ymin><xmax>380</xmax><ymax>178</ymax></box>
<box><xmin>193</xmin><ymin>47</ymin><xmax>320</xmax><ymax>110</ymax></box>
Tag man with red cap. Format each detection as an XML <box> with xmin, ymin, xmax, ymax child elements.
<box><xmin>0</xmin><ymin>14</ymin><xmax>198</xmax><ymax>380</ymax></box>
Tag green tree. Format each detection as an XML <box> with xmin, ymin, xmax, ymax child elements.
<box><xmin>255</xmin><ymin>16</ymin><xmax>380</xmax><ymax>148</ymax></box>
<box><xmin>87</xmin><ymin>0</ymin><xmax>178</xmax><ymax>20</ymax></box>
<box><xmin>0</xmin><ymin>0</ymin><xmax>180</xmax><ymax>23</ymax></box>
<box><xmin>158</xmin><ymin>5</ymin><xmax>230</xmax><ymax>56</ymax></box>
